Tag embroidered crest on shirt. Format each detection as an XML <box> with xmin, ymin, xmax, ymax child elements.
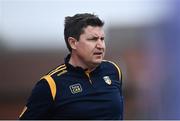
<box><xmin>103</xmin><ymin>76</ymin><xmax>112</xmax><ymax>85</ymax></box>
<box><xmin>69</xmin><ymin>83</ymin><xmax>82</xmax><ymax>94</ymax></box>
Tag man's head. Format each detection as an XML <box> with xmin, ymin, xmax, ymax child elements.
<box><xmin>64</xmin><ymin>13</ymin><xmax>105</xmax><ymax>69</ymax></box>
<box><xmin>64</xmin><ymin>13</ymin><xmax>104</xmax><ymax>52</ymax></box>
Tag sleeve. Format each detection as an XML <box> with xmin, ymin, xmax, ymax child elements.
<box><xmin>19</xmin><ymin>79</ymin><xmax>54</xmax><ymax>119</ymax></box>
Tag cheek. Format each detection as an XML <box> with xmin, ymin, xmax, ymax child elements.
<box><xmin>103</xmin><ymin>43</ymin><xmax>106</xmax><ymax>49</ymax></box>
<box><xmin>81</xmin><ymin>42</ymin><xmax>94</xmax><ymax>50</ymax></box>
<box><xmin>77</xmin><ymin>42</ymin><xmax>91</xmax><ymax>53</ymax></box>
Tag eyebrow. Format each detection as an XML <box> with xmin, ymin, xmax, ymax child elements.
<box><xmin>87</xmin><ymin>36</ymin><xmax>99</xmax><ymax>40</ymax></box>
<box><xmin>87</xmin><ymin>34</ymin><xmax>105</xmax><ymax>39</ymax></box>
<box><xmin>87</xmin><ymin>36</ymin><xmax>105</xmax><ymax>42</ymax></box>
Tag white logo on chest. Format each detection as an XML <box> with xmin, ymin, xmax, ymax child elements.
<box><xmin>103</xmin><ymin>76</ymin><xmax>112</xmax><ymax>85</ymax></box>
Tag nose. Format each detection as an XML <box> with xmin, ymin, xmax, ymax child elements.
<box><xmin>96</xmin><ymin>39</ymin><xmax>104</xmax><ymax>49</ymax></box>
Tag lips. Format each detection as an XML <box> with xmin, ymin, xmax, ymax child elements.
<box><xmin>93</xmin><ymin>52</ymin><xmax>103</xmax><ymax>55</ymax></box>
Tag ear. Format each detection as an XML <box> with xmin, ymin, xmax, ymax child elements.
<box><xmin>68</xmin><ymin>37</ymin><xmax>78</xmax><ymax>50</ymax></box>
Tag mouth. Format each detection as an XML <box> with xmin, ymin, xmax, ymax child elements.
<box><xmin>93</xmin><ymin>52</ymin><xmax>103</xmax><ymax>56</ymax></box>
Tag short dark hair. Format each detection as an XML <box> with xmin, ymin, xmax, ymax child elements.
<box><xmin>64</xmin><ymin>13</ymin><xmax>104</xmax><ymax>52</ymax></box>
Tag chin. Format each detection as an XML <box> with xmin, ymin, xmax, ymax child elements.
<box><xmin>93</xmin><ymin>59</ymin><xmax>102</xmax><ymax>64</ymax></box>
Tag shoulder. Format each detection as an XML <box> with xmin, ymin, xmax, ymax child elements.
<box><xmin>42</xmin><ymin>63</ymin><xmax>68</xmax><ymax>82</ymax></box>
<box><xmin>38</xmin><ymin>63</ymin><xmax>68</xmax><ymax>100</ymax></box>
<box><xmin>102</xmin><ymin>60</ymin><xmax>121</xmax><ymax>72</ymax></box>
<box><xmin>47</xmin><ymin>63</ymin><xmax>68</xmax><ymax>77</ymax></box>
<box><xmin>101</xmin><ymin>60</ymin><xmax>122</xmax><ymax>81</ymax></box>
<box><xmin>28</xmin><ymin>78</ymin><xmax>54</xmax><ymax>103</ymax></box>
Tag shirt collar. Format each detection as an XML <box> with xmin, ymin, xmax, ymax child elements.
<box><xmin>64</xmin><ymin>54</ymin><xmax>101</xmax><ymax>74</ymax></box>
<box><xmin>64</xmin><ymin>54</ymin><xmax>86</xmax><ymax>72</ymax></box>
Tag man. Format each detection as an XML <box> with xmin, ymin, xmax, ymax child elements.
<box><xmin>19</xmin><ymin>13</ymin><xmax>123</xmax><ymax>120</ymax></box>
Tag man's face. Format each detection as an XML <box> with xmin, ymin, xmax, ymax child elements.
<box><xmin>75</xmin><ymin>26</ymin><xmax>106</xmax><ymax>68</ymax></box>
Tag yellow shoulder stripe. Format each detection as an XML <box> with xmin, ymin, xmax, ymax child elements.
<box><xmin>57</xmin><ymin>70</ymin><xmax>67</xmax><ymax>76</ymax></box>
<box><xmin>104</xmin><ymin>60</ymin><xmax>122</xmax><ymax>80</ymax></box>
<box><xmin>41</xmin><ymin>75</ymin><xmax>56</xmax><ymax>100</ymax></box>
<box><xmin>48</xmin><ymin>64</ymin><xmax>66</xmax><ymax>76</ymax></box>
<box><xmin>49</xmin><ymin>66</ymin><xmax>67</xmax><ymax>76</ymax></box>
<box><xmin>48</xmin><ymin>64</ymin><xmax>66</xmax><ymax>75</ymax></box>
<box><xmin>19</xmin><ymin>106</ymin><xmax>27</xmax><ymax>118</ymax></box>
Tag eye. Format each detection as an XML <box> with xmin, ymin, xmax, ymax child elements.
<box><xmin>87</xmin><ymin>37</ymin><xmax>98</xmax><ymax>41</ymax></box>
<box><xmin>100</xmin><ymin>37</ymin><xmax>105</xmax><ymax>41</ymax></box>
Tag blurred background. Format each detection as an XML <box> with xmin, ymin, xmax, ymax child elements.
<box><xmin>0</xmin><ymin>0</ymin><xmax>180</xmax><ymax>119</ymax></box>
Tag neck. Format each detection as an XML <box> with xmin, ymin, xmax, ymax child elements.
<box><xmin>69</xmin><ymin>53</ymin><xmax>97</xmax><ymax>71</ymax></box>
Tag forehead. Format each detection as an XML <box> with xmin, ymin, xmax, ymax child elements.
<box><xmin>82</xmin><ymin>26</ymin><xmax>105</xmax><ymax>37</ymax></box>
